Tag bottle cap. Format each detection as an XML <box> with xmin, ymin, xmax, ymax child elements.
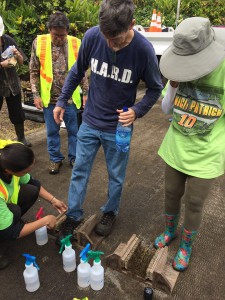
<box><xmin>59</xmin><ymin>234</ymin><xmax>72</xmax><ymax>254</ymax></box>
<box><xmin>23</xmin><ymin>253</ymin><xmax>40</xmax><ymax>270</ymax></box>
<box><xmin>87</xmin><ymin>250</ymin><xmax>104</xmax><ymax>263</ymax></box>
<box><xmin>36</xmin><ymin>207</ymin><xmax>44</xmax><ymax>220</ymax></box>
<box><xmin>80</xmin><ymin>243</ymin><xmax>91</xmax><ymax>262</ymax></box>
<box><xmin>144</xmin><ymin>287</ymin><xmax>153</xmax><ymax>300</ymax></box>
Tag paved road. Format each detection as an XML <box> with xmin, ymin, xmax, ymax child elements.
<box><xmin>1</xmin><ymin>94</ymin><xmax>225</xmax><ymax>300</ymax></box>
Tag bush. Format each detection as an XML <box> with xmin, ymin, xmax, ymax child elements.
<box><xmin>0</xmin><ymin>0</ymin><xmax>224</xmax><ymax>77</ymax></box>
<box><xmin>0</xmin><ymin>0</ymin><xmax>99</xmax><ymax>76</ymax></box>
<box><xmin>135</xmin><ymin>0</ymin><xmax>225</xmax><ymax>28</ymax></box>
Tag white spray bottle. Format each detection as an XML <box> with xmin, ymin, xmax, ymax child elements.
<box><xmin>77</xmin><ymin>243</ymin><xmax>91</xmax><ymax>288</ymax></box>
<box><xmin>23</xmin><ymin>254</ymin><xmax>40</xmax><ymax>292</ymax></box>
<box><xmin>59</xmin><ymin>234</ymin><xmax>76</xmax><ymax>272</ymax></box>
<box><xmin>35</xmin><ymin>207</ymin><xmax>48</xmax><ymax>246</ymax></box>
<box><xmin>88</xmin><ymin>250</ymin><xmax>104</xmax><ymax>291</ymax></box>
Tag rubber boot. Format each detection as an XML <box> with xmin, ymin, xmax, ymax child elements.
<box><xmin>172</xmin><ymin>227</ymin><xmax>198</xmax><ymax>271</ymax></box>
<box><xmin>14</xmin><ymin>123</ymin><xmax>32</xmax><ymax>147</ymax></box>
<box><xmin>154</xmin><ymin>213</ymin><xmax>179</xmax><ymax>249</ymax></box>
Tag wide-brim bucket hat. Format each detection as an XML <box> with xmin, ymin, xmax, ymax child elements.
<box><xmin>0</xmin><ymin>16</ymin><xmax>4</xmax><ymax>36</ymax></box>
<box><xmin>159</xmin><ymin>17</ymin><xmax>225</xmax><ymax>82</ymax></box>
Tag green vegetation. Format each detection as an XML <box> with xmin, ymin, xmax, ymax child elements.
<box><xmin>134</xmin><ymin>0</ymin><xmax>225</xmax><ymax>28</ymax></box>
<box><xmin>0</xmin><ymin>0</ymin><xmax>224</xmax><ymax>76</ymax></box>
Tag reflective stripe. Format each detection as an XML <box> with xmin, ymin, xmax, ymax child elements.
<box><xmin>0</xmin><ymin>185</ymin><xmax>8</xmax><ymax>199</ymax></box>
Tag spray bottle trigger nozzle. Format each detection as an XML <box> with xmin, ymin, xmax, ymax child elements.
<box><xmin>23</xmin><ymin>253</ymin><xmax>40</xmax><ymax>270</ymax></box>
<box><xmin>80</xmin><ymin>243</ymin><xmax>91</xmax><ymax>262</ymax></box>
<box><xmin>36</xmin><ymin>207</ymin><xmax>44</xmax><ymax>220</ymax></box>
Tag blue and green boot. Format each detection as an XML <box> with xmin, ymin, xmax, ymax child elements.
<box><xmin>172</xmin><ymin>227</ymin><xmax>198</xmax><ymax>272</ymax></box>
<box><xmin>154</xmin><ymin>213</ymin><xmax>179</xmax><ymax>249</ymax></box>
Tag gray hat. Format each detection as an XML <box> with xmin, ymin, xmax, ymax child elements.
<box><xmin>0</xmin><ymin>16</ymin><xmax>4</xmax><ymax>36</ymax></box>
<box><xmin>159</xmin><ymin>17</ymin><xmax>225</xmax><ymax>82</ymax></box>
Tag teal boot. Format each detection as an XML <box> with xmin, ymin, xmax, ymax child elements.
<box><xmin>154</xmin><ymin>214</ymin><xmax>179</xmax><ymax>249</ymax></box>
<box><xmin>172</xmin><ymin>227</ymin><xmax>198</xmax><ymax>271</ymax></box>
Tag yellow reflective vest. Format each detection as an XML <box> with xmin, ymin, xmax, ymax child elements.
<box><xmin>0</xmin><ymin>140</ymin><xmax>20</xmax><ymax>204</ymax></box>
<box><xmin>36</xmin><ymin>34</ymin><xmax>81</xmax><ymax>108</ymax></box>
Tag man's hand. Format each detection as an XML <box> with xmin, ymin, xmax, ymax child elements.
<box><xmin>82</xmin><ymin>95</ymin><xmax>88</xmax><ymax>108</ymax></box>
<box><xmin>116</xmin><ymin>108</ymin><xmax>136</xmax><ymax>126</ymax></box>
<box><xmin>34</xmin><ymin>97</ymin><xmax>43</xmax><ymax>110</ymax></box>
<box><xmin>53</xmin><ymin>106</ymin><xmax>65</xmax><ymax>124</ymax></box>
<box><xmin>12</xmin><ymin>48</ymin><xmax>23</xmax><ymax>65</ymax></box>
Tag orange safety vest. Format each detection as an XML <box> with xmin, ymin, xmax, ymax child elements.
<box><xmin>36</xmin><ymin>34</ymin><xmax>81</xmax><ymax>108</ymax></box>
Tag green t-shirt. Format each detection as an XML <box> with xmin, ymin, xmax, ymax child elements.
<box><xmin>159</xmin><ymin>60</ymin><xmax>225</xmax><ymax>179</ymax></box>
<box><xmin>0</xmin><ymin>173</ymin><xmax>30</xmax><ymax>230</ymax></box>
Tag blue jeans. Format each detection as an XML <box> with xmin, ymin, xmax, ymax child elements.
<box><xmin>67</xmin><ymin>122</ymin><xmax>131</xmax><ymax>221</ymax></box>
<box><xmin>43</xmin><ymin>103</ymin><xmax>78</xmax><ymax>163</ymax></box>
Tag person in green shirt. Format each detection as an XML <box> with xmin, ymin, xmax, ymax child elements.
<box><xmin>154</xmin><ymin>17</ymin><xmax>225</xmax><ymax>271</ymax></box>
<box><xmin>0</xmin><ymin>141</ymin><xmax>67</xmax><ymax>270</ymax></box>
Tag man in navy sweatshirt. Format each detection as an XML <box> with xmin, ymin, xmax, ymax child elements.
<box><xmin>54</xmin><ymin>0</ymin><xmax>163</xmax><ymax>243</ymax></box>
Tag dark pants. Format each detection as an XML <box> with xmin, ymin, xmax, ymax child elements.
<box><xmin>0</xmin><ymin>184</ymin><xmax>39</xmax><ymax>242</ymax></box>
<box><xmin>0</xmin><ymin>92</ymin><xmax>25</xmax><ymax>124</ymax></box>
<box><xmin>164</xmin><ymin>164</ymin><xmax>214</xmax><ymax>231</ymax></box>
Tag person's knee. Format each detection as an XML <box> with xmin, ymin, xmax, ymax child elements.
<box><xmin>186</xmin><ymin>196</ymin><xmax>204</xmax><ymax>214</ymax></box>
<box><xmin>30</xmin><ymin>186</ymin><xmax>39</xmax><ymax>201</ymax></box>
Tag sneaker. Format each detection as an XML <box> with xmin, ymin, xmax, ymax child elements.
<box><xmin>56</xmin><ymin>217</ymin><xmax>82</xmax><ymax>246</ymax></box>
<box><xmin>94</xmin><ymin>212</ymin><xmax>116</xmax><ymax>236</ymax></box>
<box><xmin>49</xmin><ymin>161</ymin><xmax>63</xmax><ymax>175</ymax></box>
<box><xmin>0</xmin><ymin>255</ymin><xmax>9</xmax><ymax>270</ymax></box>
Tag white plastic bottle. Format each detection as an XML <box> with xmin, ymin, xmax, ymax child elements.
<box><xmin>35</xmin><ymin>226</ymin><xmax>48</xmax><ymax>246</ymax></box>
<box><xmin>77</xmin><ymin>258</ymin><xmax>91</xmax><ymax>288</ymax></box>
<box><xmin>90</xmin><ymin>259</ymin><xmax>104</xmax><ymax>291</ymax></box>
<box><xmin>59</xmin><ymin>234</ymin><xmax>76</xmax><ymax>272</ymax></box>
<box><xmin>35</xmin><ymin>207</ymin><xmax>48</xmax><ymax>246</ymax></box>
<box><xmin>23</xmin><ymin>254</ymin><xmax>40</xmax><ymax>292</ymax></box>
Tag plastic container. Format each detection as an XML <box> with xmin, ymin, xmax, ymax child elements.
<box><xmin>1</xmin><ymin>45</ymin><xmax>15</xmax><ymax>59</ymax></box>
<box><xmin>115</xmin><ymin>106</ymin><xmax>132</xmax><ymax>152</ymax></box>
<box><xmin>35</xmin><ymin>226</ymin><xmax>48</xmax><ymax>246</ymax></box>
<box><xmin>77</xmin><ymin>243</ymin><xmax>91</xmax><ymax>288</ymax></box>
<box><xmin>35</xmin><ymin>207</ymin><xmax>48</xmax><ymax>246</ymax></box>
<box><xmin>88</xmin><ymin>250</ymin><xmax>104</xmax><ymax>291</ymax></box>
<box><xmin>23</xmin><ymin>254</ymin><xmax>40</xmax><ymax>292</ymax></box>
<box><xmin>59</xmin><ymin>234</ymin><xmax>76</xmax><ymax>272</ymax></box>
<box><xmin>90</xmin><ymin>260</ymin><xmax>104</xmax><ymax>291</ymax></box>
<box><xmin>77</xmin><ymin>258</ymin><xmax>91</xmax><ymax>288</ymax></box>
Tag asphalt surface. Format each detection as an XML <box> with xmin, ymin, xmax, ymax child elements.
<box><xmin>1</xmin><ymin>89</ymin><xmax>225</xmax><ymax>300</ymax></box>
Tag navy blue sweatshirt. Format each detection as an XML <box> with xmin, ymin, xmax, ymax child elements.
<box><xmin>57</xmin><ymin>26</ymin><xmax>163</xmax><ymax>132</ymax></box>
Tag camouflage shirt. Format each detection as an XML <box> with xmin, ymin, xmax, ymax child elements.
<box><xmin>29</xmin><ymin>37</ymin><xmax>88</xmax><ymax>105</ymax></box>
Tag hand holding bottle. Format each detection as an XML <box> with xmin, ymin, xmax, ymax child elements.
<box><xmin>44</xmin><ymin>215</ymin><xmax>56</xmax><ymax>229</ymax></box>
<box><xmin>116</xmin><ymin>107</ymin><xmax>136</xmax><ymax>126</ymax></box>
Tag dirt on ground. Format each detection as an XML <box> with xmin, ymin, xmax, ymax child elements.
<box><xmin>0</xmin><ymin>98</ymin><xmax>45</xmax><ymax>140</ymax></box>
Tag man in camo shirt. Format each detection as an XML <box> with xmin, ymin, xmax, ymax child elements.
<box><xmin>30</xmin><ymin>12</ymin><xmax>88</xmax><ymax>174</ymax></box>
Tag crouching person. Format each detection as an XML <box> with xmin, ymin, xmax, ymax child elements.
<box><xmin>0</xmin><ymin>140</ymin><xmax>67</xmax><ymax>270</ymax></box>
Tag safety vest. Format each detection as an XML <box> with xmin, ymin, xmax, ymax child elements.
<box><xmin>0</xmin><ymin>140</ymin><xmax>20</xmax><ymax>204</ymax></box>
<box><xmin>36</xmin><ymin>34</ymin><xmax>81</xmax><ymax>108</ymax></box>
